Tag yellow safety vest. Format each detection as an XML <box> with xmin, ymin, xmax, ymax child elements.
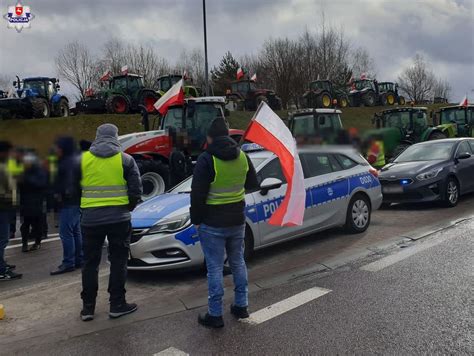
<box><xmin>374</xmin><ymin>141</ymin><xmax>386</xmax><ymax>168</ymax></box>
<box><xmin>206</xmin><ymin>151</ymin><xmax>249</xmax><ymax>205</ymax></box>
<box><xmin>7</xmin><ymin>158</ymin><xmax>24</xmax><ymax>177</ymax></box>
<box><xmin>80</xmin><ymin>152</ymin><xmax>129</xmax><ymax>208</ymax></box>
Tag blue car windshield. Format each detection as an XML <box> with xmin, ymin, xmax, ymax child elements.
<box><xmin>395</xmin><ymin>142</ymin><xmax>455</xmax><ymax>162</ymax></box>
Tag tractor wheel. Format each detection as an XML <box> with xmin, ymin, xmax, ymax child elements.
<box><xmin>398</xmin><ymin>96</ymin><xmax>406</xmax><ymax>105</ymax></box>
<box><xmin>362</xmin><ymin>91</ymin><xmax>376</xmax><ymax>107</ymax></box>
<box><xmin>317</xmin><ymin>93</ymin><xmax>332</xmax><ymax>108</ymax></box>
<box><xmin>386</xmin><ymin>92</ymin><xmax>396</xmax><ymax>106</ymax></box>
<box><xmin>140</xmin><ymin>91</ymin><xmax>159</xmax><ymax>113</ymax></box>
<box><xmin>137</xmin><ymin>160</ymin><xmax>170</xmax><ymax>200</ymax></box>
<box><xmin>106</xmin><ymin>95</ymin><xmax>130</xmax><ymax>114</ymax></box>
<box><xmin>54</xmin><ymin>98</ymin><xmax>69</xmax><ymax>117</ymax></box>
<box><xmin>338</xmin><ymin>95</ymin><xmax>349</xmax><ymax>108</ymax></box>
<box><xmin>392</xmin><ymin>143</ymin><xmax>410</xmax><ymax>158</ymax></box>
<box><xmin>428</xmin><ymin>131</ymin><xmax>446</xmax><ymax>140</ymax></box>
<box><xmin>31</xmin><ymin>98</ymin><xmax>51</xmax><ymax>118</ymax></box>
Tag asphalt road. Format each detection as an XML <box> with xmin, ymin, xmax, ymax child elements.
<box><xmin>1</xmin><ymin>196</ymin><xmax>474</xmax><ymax>355</ymax></box>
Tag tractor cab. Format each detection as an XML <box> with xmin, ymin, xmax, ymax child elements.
<box><xmin>309</xmin><ymin>80</ymin><xmax>332</xmax><ymax>92</ymax></box>
<box><xmin>375</xmin><ymin>107</ymin><xmax>428</xmax><ymax>137</ymax></box>
<box><xmin>14</xmin><ymin>77</ymin><xmax>60</xmax><ymax>99</ymax></box>
<box><xmin>351</xmin><ymin>79</ymin><xmax>376</xmax><ymax>92</ymax></box>
<box><xmin>289</xmin><ymin>108</ymin><xmax>343</xmax><ymax>144</ymax></box>
<box><xmin>437</xmin><ymin>105</ymin><xmax>474</xmax><ymax>137</ymax></box>
<box><xmin>156</xmin><ymin>74</ymin><xmax>200</xmax><ymax>98</ymax></box>
<box><xmin>228</xmin><ymin>79</ymin><xmax>281</xmax><ymax>111</ymax></box>
<box><xmin>231</xmin><ymin>79</ymin><xmax>258</xmax><ymax>95</ymax></box>
<box><xmin>109</xmin><ymin>74</ymin><xmax>144</xmax><ymax>95</ymax></box>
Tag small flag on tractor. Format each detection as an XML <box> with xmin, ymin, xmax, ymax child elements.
<box><xmin>243</xmin><ymin>102</ymin><xmax>305</xmax><ymax>226</ymax></box>
<box><xmin>459</xmin><ymin>95</ymin><xmax>468</xmax><ymax>107</ymax></box>
<box><xmin>250</xmin><ymin>73</ymin><xmax>257</xmax><ymax>82</ymax></box>
<box><xmin>121</xmin><ymin>65</ymin><xmax>129</xmax><ymax>75</ymax></box>
<box><xmin>99</xmin><ymin>70</ymin><xmax>111</xmax><ymax>81</ymax></box>
<box><xmin>360</xmin><ymin>73</ymin><xmax>367</xmax><ymax>80</ymax></box>
<box><xmin>154</xmin><ymin>79</ymin><xmax>185</xmax><ymax>115</ymax></box>
<box><xmin>236</xmin><ymin>67</ymin><xmax>244</xmax><ymax>80</ymax></box>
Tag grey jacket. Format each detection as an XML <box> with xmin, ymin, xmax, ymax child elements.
<box><xmin>80</xmin><ymin>130</ymin><xmax>142</xmax><ymax>227</ymax></box>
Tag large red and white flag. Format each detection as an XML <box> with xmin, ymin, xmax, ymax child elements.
<box><xmin>236</xmin><ymin>67</ymin><xmax>244</xmax><ymax>80</ymax></box>
<box><xmin>153</xmin><ymin>79</ymin><xmax>185</xmax><ymax>115</ymax></box>
<box><xmin>459</xmin><ymin>95</ymin><xmax>468</xmax><ymax>107</ymax></box>
<box><xmin>250</xmin><ymin>73</ymin><xmax>257</xmax><ymax>82</ymax></box>
<box><xmin>243</xmin><ymin>102</ymin><xmax>305</xmax><ymax>226</ymax></box>
<box><xmin>121</xmin><ymin>65</ymin><xmax>129</xmax><ymax>75</ymax></box>
<box><xmin>99</xmin><ymin>70</ymin><xmax>111</xmax><ymax>81</ymax></box>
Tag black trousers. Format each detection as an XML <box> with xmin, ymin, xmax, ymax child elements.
<box><xmin>20</xmin><ymin>215</ymin><xmax>43</xmax><ymax>245</ymax></box>
<box><xmin>81</xmin><ymin>221</ymin><xmax>131</xmax><ymax>306</ymax></box>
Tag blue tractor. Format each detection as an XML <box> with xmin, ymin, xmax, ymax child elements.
<box><xmin>0</xmin><ymin>76</ymin><xmax>69</xmax><ymax>119</ymax></box>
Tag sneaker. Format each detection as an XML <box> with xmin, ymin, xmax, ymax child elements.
<box><xmin>6</xmin><ymin>264</ymin><xmax>16</xmax><ymax>271</ymax></box>
<box><xmin>109</xmin><ymin>303</ymin><xmax>138</xmax><ymax>319</ymax></box>
<box><xmin>29</xmin><ymin>243</ymin><xmax>41</xmax><ymax>251</ymax></box>
<box><xmin>0</xmin><ymin>270</ymin><xmax>23</xmax><ymax>281</ymax></box>
<box><xmin>230</xmin><ymin>304</ymin><xmax>249</xmax><ymax>319</ymax></box>
<box><xmin>50</xmin><ymin>265</ymin><xmax>75</xmax><ymax>276</ymax></box>
<box><xmin>198</xmin><ymin>313</ymin><xmax>224</xmax><ymax>328</ymax></box>
<box><xmin>80</xmin><ymin>303</ymin><xmax>95</xmax><ymax>322</ymax></box>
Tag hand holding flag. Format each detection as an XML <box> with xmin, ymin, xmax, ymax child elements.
<box><xmin>243</xmin><ymin>102</ymin><xmax>305</xmax><ymax>226</ymax></box>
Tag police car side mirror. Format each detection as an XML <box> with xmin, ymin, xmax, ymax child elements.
<box><xmin>260</xmin><ymin>177</ymin><xmax>283</xmax><ymax>195</ymax></box>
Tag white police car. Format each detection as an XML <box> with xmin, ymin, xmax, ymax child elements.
<box><xmin>128</xmin><ymin>145</ymin><xmax>382</xmax><ymax>270</ymax></box>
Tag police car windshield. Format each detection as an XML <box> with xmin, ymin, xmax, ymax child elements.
<box><xmin>394</xmin><ymin>141</ymin><xmax>455</xmax><ymax>162</ymax></box>
<box><xmin>170</xmin><ymin>155</ymin><xmax>268</xmax><ymax>194</ymax></box>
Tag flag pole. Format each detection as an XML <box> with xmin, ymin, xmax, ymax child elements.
<box><xmin>202</xmin><ymin>0</ymin><xmax>209</xmax><ymax>96</ymax></box>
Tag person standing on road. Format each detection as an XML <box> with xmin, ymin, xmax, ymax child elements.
<box><xmin>7</xmin><ymin>147</ymin><xmax>24</xmax><ymax>240</ymax></box>
<box><xmin>191</xmin><ymin>117</ymin><xmax>258</xmax><ymax>329</ymax></box>
<box><xmin>79</xmin><ymin>124</ymin><xmax>142</xmax><ymax>322</ymax></box>
<box><xmin>0</xmin><ymin>141</ymin><xmax>23</xmax><ymax>281</ymax></box>
<box><xmin>50</xmin><ymin>137</ymin><xmax>83</xmax><ymax>276</ymax></box>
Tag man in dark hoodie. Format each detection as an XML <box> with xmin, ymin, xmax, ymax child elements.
<box><xmin>50</xmin><ymin>137</ymin><xmax>83</xmax><ymax>275</ymax></box>
<box><xmin>191</xmin><ymin>117</ymin><xmax>258</xmax><ymax>328</ymax></box>
<box><xmin>79</xmin><ymin>124</ymin><xmax>142</xmax><ymax>322</ymax></box>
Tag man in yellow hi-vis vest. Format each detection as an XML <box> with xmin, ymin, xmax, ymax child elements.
<box><xmin>79</xmin><ymin>124</ymin><xmax>142</xmax><ymax>322</ymax></box>
<box><xmin>191</xmin><ymin>117</ymin><xmax>258</xmax><ymax>328</ymax></box>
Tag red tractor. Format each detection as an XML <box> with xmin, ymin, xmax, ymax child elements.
<box><xmin>226</xmin><ymin>79</ymin><xmax>282</xmax><ymax>111</ymax></box>
<box><xmin>119</xmin><ymin>96</ymin><xmax>244</xmax><ymax>199</ymax></box>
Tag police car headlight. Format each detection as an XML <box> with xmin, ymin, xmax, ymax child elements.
<box><xmin>416</xmin><ymin>168</ymin><xmax>443</xmax><ymax>181</ymax></box>
<box><xmin>147</xmin><ymin>213</ymin><xmax>191</xmax><ymax>234</ymax></box>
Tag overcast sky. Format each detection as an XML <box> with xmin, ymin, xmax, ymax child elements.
<box><xmin>1</xmin><ymin>0</ymin><xmax>473</xmax><ymax>100</ymax></box>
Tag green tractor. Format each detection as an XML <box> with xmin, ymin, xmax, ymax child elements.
<box><xmin>348</xmin><ymin>79</ymin><xmax>403</xmax><ymax>107</ymax></box>
<box><xmin>302</xmin><ymin>80</ymin><xmax>349</xmax><ymax>109</ymax></box>
<box><xmin>288</xmin><ymin>108</ymin><xmax>344</xmax><ymax>144</ymax></box>
<box><xmin>434</xmin><ymin>105</ymin><xmax>474</xmax><ymax>138</ymax></box>
<box><xmin>367</xmin><ymin>107</ymin><xmax>447</xmax><ymax>159</ymax></box>
<box><xmin>377</xmin><ymin>82</ymin><xmax>405</xmax><ymax>106</ymax></box>
<box><xmin>156</xmin><ymin>74</ymin><xmax>201</xmax><ymax>98</ymax></box>
<box><xmin>74</xmin><ymin>74</ymin><xmax>159</xmax><ymax>114</ymax></box>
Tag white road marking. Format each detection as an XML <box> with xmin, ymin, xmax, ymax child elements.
<box><xmin>154</xmin><ymin>347</ymin><xmax>189</xmax><ymax>356</ymax></box>
<box><xmin>6</xmin><ymin>236</ymin><xmax>61</xmax><ymax>250</ymax></box>
<box><xmin>360</xmin><ymin>235</ymin><xmax>449</xmax><ymax>272</ymax></box>
<box><xmin>241</xmin><ymin>286</ymin><xmax>331</xmax><ymax>325</ymax></box>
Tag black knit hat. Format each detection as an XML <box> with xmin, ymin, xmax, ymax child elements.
<box><xmin>207</xmin><ymin>117</ymin><xmax>229</xmax><ymax>138</ymax></box>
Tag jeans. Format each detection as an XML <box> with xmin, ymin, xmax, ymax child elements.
<box><xmin>199</xmin><ymin>223</ymin><xmax>248</xmax><ymax>317</ymax></box>
<box><xmin>0</xmin><ymin>211</ymin><xmax>10</xmax><ymax>274</ymax></box>
<box><xmin>81</xmin><ymin>221</ymin><xmax>131</xmax><ymax>306</ymax></box>
<box><xmin>20</xmin><ymin>215</ymin><xmax>43</xmax><ymax>246</ymax></box>
<box><xmin>59</xmin><ymin>206</ymin><xmax>83</xmax><ymax>269</ymax></box>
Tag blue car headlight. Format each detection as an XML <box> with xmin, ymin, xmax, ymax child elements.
<box><xmin>416</xmin><ymin>168</ymin><xmax>443</xmax><ymax>181</ymax></box>
<box><xmin>146</xmin><ymin>213</ymin><xmax>191</xmax><ymax>235</ymax></box>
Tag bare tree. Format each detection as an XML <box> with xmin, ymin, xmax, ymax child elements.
<box><xmin>174</xmin><ymin>48</ymin><xmax>206</xmax><ymax>89</ymax></box>
<box><xmin>351</xmin><ymin>47</ymin><xmax>377</xmax><ymax>79</ymax></box>
<box><xmin>55</xmin><ymin>41</ymin><xmax>99</xmax><ymax>100</ymax></box>
<box><xmin>125</xmin><ymin>44</ymin><xmax>170</xmax><ymax>87</ymax></box>
<box><xmin>0</xmin><ymin>75</ymin><xmax>11</xmax><ymax>90</ymax></box>
<box><xmin>398</xmin><ymin>54</ymin><xmax>436</xmax><ymax>104</ymax></box>
<box><xmin>103</xmin><ymin>38</ymin><xmax>127</xmax><ymax>75</ymax></box>
<box><xmin>432</xmin><ymin>78</ymin><xmax>452</xmax><ymax>101</ymax></box>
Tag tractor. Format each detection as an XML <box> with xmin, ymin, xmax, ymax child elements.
<box><xmin>288</xmin><ymin>108</ymin><xmax>344</xmax><ymax>144</ymax></box>
<box><xmin>0</xmin><ymin>76</ymin><xmax>69</xmax><ymax>119</ymax></box>
<box><xmin>118</xmin><ymin>96</ymin><xmax>244</xmax><ymax>200</ymax></box>
<box><xmin>366</xmin><ymin>107</ymin><xmax>446</xmax><ymax>159</ymax></box>
<box><xmin>156</xmin><ymin>74</ymin><xmax>201</xmax><ymax>98</ymax></box>
<box><xmin>377</xmin><ymin>82</ymin><xmax>405</xmax><ymax>106</ymax></box>
<box><xmin>226</xmin><ymin>79</ymin><xmax>282</xmax><ymax>111</ymax></box>
<box><xmin>433</xmin><ymin>105</ymin><xmax>474</xmax><ymax>138</ymax></box>
<box><xmin>301</xmin><ymin>80</ymin><xmax>349</xmax><ymax>109</ymax></box>
<box><xmin>348</xmin><ymin>79</ymin><xmax>398</xmax><ymax>107</ymax></box>
<box><xmin>74</xmin><ymin>73</ymin><xmax>159</xmax><ymax>114</ymax></box>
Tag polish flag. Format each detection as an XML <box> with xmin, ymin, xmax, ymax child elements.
<box><xmin>236</xmin><ymin>67</ymin><xmax>244</xmax><ymax>80</ymax></box>
<box><xmin>459</xmin><ymin>95</ymin><xmax>468</xmax><ymax>107</ymax></box>
<box><xmin>99</xmin><ymin>70</ymin><xmax>111</xmax><ymax>81</ymax></box>
<box><xmin>250</xmin><ymin>73</ymin><xmax>257</xmax><ymax>82</ymax></box>
<box><xmin>243</xmin><ymin>102</ymin><xmax>305</xmax><ymax>226</ymax></box>
<box><xmin>121</xmin><ymin>65</ymin><xmax>129</xmax><ymax>75</ymax></box>
<box><xmin>153</xmin><ymin>79</ymin><xmax>185</xmax><ymax>115</ymax></box>
<box><xmin>183</xmin><ymin>70</ymin><xmax>188</xmax><ymax>80</ymax></box>
<box><xmin>360</xmin><ymin>73</ymin><xmax>367</xmax><ymax>80</ymax></box>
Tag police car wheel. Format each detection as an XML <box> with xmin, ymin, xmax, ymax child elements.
<box><xmin>345</xmin><ymin>194</ymin><xmax>371</xmax><ymax>234</ymax></box>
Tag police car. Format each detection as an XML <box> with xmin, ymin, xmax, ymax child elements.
<box><xmin>128</xmin><ymin>145</ymin><xmax>382</xmax><ymax>270</ymax></box>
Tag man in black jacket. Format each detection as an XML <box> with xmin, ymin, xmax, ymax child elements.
<box><xmin>191</xmin><ymin>118</ymin><xmax>258</xmax><ymax>328</ymax></box>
